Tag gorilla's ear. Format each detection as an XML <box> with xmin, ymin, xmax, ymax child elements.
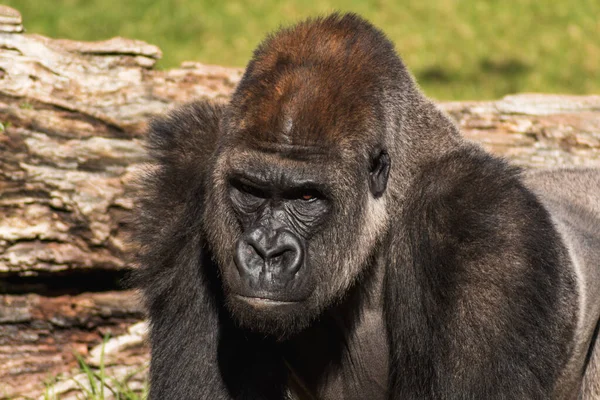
<box><xmin>369</xmin><ymin>150</ymin><xmax>390</xmax><ymax>198</ymax></box>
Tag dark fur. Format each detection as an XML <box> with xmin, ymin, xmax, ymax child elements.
<box><xmin>386</xmin><ymin>148</ymin><xmax>577</xmax><ymax>398</ymax></box>
<box><xmin>135</xmin><ymin>13</ymin><xmax>598</xmax><ymax>400</ymax></box>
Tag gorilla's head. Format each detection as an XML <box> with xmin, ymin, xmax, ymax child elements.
<box><xmin>202</xmin><ymin>14</ymin><xmax>414</xmax><ymax>336</ymax></box>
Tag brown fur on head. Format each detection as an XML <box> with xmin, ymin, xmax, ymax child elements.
<box><xmin>223</xmin><ymin>13</ymin><xmax>416</xmax><ymax>152</ymax></box>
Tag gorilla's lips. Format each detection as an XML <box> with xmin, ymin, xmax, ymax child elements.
<box><xmin>225</xmin><ymin>258</ymin><xmax>315</xmax><ymax>305</ymax></box>
<box><xmin>234</xmin><ymin>295</ymin><xmax>299</xmax><ymax>308</ymax></box>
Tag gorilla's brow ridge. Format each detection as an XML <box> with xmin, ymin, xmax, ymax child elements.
<box><xmin>228</xmin><ymin>167</ymin><xmax>332</xmax><ymax>195</ymax></box>
<box><xmin>249</xmin><ymin>140</ymin><xmax>332</xmax><ymax>157</ymax></box>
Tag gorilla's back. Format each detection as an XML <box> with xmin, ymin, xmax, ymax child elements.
<box><xmin>524</xmin><ymin>169</ymin><xmax>600</xmax><ymax>397</ymax></box>
<box><xmin>524</xmin><ymin>168</ymin><xmax>600</xmax><ymax>290</ymax></box>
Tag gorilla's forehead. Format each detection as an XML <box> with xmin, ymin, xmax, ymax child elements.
<box><xmin>231</xmin><ymin>68</ymin><xmax>381</xmax><ymax>150</ymax></box>
<box><xmin>222</xmin><ymin>148</ymin><xmax>357</xmax><ymax>190</ymax></box>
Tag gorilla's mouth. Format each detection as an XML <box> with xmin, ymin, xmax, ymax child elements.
<box><xmin>234</xmin><ymin>294</ymin><xmax>299</xmax><ymax>308</ymax></box>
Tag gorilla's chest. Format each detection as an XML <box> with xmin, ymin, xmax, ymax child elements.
<box><xmin>285</xmin><ymin>308</ymin><xmax>389</xmax><ymax>400</ymax></box>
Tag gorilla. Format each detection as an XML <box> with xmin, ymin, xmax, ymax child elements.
<box><xmin>134</xmin><ymin>13</ymin><xmax>600</xmax><ymax>400</ymax></box>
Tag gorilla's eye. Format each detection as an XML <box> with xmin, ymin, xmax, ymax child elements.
<box><xmin>293</xmin><ymin>189</ymin><xmax>323</xmax><ymax>203</ymax></box>
<box><xmin>231</xmin><ymin>180</ymin><xmax>267</xmax><ymax>199</ymax></box>
<box><xmin>229</xmin><ymin>179</ymin><xmax>269</xmax><ymax>214</ymax></box>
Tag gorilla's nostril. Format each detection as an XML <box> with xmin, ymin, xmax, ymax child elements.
<box><xmin>266</xmin><ymin>244</ymin><xmax>293</xmax><ymax>261</ymax></box>
<box><xmin>246</xmin><ymin>232</ymin><xmax>268</xmax><ymax>259</ymax></box>
<box><xmin>234</xmin><ymin>238</ymin><xmax>264</xmax><ymax>279</ymax></box>
<box><xmin>268</xmin><ymin>249</ymin><xmax>297</xmax><ymax>271</ymax></box>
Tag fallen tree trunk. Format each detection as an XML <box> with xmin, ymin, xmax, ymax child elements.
<box><xmin>0</xmin><ymin>5</ymin><xmax>599</xmax><ymax>399</ymax></box>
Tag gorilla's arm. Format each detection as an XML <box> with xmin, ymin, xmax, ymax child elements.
<box><xmin>134</xmin><ymin>102</ymin><xmax>288</xmax><ymax>400</ymax></box>
<box><xmin>134</xmin><ymin>102</ymin><xmax>228</xmax><ymax>399</ymax></box>
<box><xmin>383</xmin><ymin>146</ymin><xmax>578</xmax><ymax>399</ymax></box>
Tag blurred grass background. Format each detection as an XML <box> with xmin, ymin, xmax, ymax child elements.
<box><xmin>7</xmin><ymin>0</ymin><xmax>600</xmax><ymax>100</ymax></box>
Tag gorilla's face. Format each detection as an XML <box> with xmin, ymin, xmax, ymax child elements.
<box><xmin>227</xmin><ymin>159</ymin><xmax>331</xmax><ymax>304</ymax></box>
<box><xmin>204</xmin><ymin>146</ymin><xmax>390</xmax><ymax>336</ymax></box>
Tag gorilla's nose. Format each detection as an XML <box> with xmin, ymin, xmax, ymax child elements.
<box><xmin>235</xmin><ymin>227</ymin><xmax>303</xmax><ymax>282</ymax></box>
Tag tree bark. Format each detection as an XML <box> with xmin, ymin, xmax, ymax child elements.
<box><xmin>0</xmin><ymin>5</ymin><xmax>599</xmax><ymax>398</ymax></box>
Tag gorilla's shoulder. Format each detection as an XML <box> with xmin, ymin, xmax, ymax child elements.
<box><xmin>410</xmin><ymin>145</ymin><xmax>523</xmax><ymax>213</ymax></box>
<box><xmin>404</xmin><ymin>144</ymin><xmax>552</xmax><ymax>252</ymax></box>
<box><xmin>134</xmin><ymin>101</ymin><xmax>224</xmax><ymax>268</ymax></box>
<box><xmin>146</xmin><ymin>100</ymin><xmax>224</xmax><ymax>167</ymax></box>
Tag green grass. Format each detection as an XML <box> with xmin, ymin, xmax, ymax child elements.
<box><xmin>41</xmin><ymin>336</ymin><xmax>147</xmax><ymax>400</ymax></box>
<box><xmin>7</xmin><ymin>0</ymin><xmax>599</xmax><ymax>100</ymax></box>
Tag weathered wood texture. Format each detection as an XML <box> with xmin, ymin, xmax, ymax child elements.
<box><xmin>0</xmin><ymin>291</ymin><xmax>145</xmax><ymax>398</ymax></box>
<box><xmin>0</xmin><ymin>5</ymin><xmax>599</xmax><ymax>399</ymax></box>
